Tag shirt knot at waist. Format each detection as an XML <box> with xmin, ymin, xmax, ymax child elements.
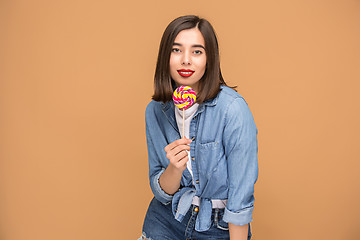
<box><xmin>171</xmin><ymin>187</ymin><xmax>213</xmax><ymax>232</ymax></box>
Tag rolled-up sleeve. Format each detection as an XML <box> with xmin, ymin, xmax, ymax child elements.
<box><xmin>222</xmin><ymin>97</ymin><xmax>258</xmax><ymax>226</ymax></box>
<box><xmin>145</xmin><ymin>106</ymin><xmax>173</xmax><ymax>205</ymax></box>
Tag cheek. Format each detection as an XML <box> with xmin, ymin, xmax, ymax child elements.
<box><xmin>169</xmin><ymin>54</ymin><xmax>179</xmax><ymax>68</ymax></box>
<box><xmin>169</xmin><ymin>56</ymin><xmax>177</xmax><ymax>78</ymax></box>
<box><xmin>197</xmin><ymin>56</ymin><xmax>207</xmax><ymax>73</ymax></box>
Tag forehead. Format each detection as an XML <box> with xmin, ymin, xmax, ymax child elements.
<box><xmin>174</xmin><ymin>28</ymin><xmax>205</xmax><ymax>46</ymax></box>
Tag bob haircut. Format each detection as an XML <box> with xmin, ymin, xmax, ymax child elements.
<box><xmin>152</xmin><ymin>15</ymin><xmax>234</xmax><ymax>104</ymax></box>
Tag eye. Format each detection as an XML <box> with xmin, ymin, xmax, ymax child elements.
<box><xmin>172</xmin><ymin>48</ymin><xmax>180</xmax><ymax>53</ymax></box>
<box><xmin>193</xmin><ymin>50</ymin><xmax>203</xmax><ymax>55</ymax></box>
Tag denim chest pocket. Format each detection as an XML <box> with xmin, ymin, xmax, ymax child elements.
<box><xmin>197</xmin><ymin>141</ymin><xmax>222</xmax><ymax>176</ymax></box>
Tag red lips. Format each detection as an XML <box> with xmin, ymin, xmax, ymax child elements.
<box><xmin>177</xmin><ymin>69</ymin><xmax>195</xmax><ymax>77</ymax></box>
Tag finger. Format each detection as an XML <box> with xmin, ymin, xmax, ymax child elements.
<box><xmin>166</xmin><ymin>146</ymin><xmax>189</xmax><ymax>161</ymax></box>
<box><xmin>177</xmin><ymin>155</ymin><xmax>189</xmax><ymax>167</ymax></box>
<box><xmin>164</xmin><ymin>138</ymin><xmax>192</xmax><ymax>152</ymax></box>
<box><xmin>166</xmin><ymin>148</ymin><xmax>188</xmax><ymax>162</ymax></box>
<box><xmin>173</xmin><ymin>150</ymin><xmax>188</xmax><ymax>162</ymax></box>
<box><xmin>167</xmin><ymin>149</ymin><xmax>187</xmax><ymax>164</ymax></box>
<box><xmin>172</xmin><ymin>145</ymin><xmax>190</xmax><ymax>156</ymax></box>
<box><xmin>166</xmin><ymin>138</ymin><xmax>192</xmax><ymax>152</ymax></box>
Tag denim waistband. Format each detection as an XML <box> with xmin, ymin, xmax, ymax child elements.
<box><xmin>190</xmin><ymin>204</ymin><xmax>225</xmax><ymax>214</ymax></box>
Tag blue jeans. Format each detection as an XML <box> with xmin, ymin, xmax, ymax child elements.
<box><xmin>140</xmin><ymin>197</ymin><xmax>252</xmax><ymax>240</ymax></box>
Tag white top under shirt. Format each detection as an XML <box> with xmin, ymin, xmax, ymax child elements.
<box><xmin>175</xmin><ymin>104</ymin><xmax>227</xmax><ymax>209</ymax></box>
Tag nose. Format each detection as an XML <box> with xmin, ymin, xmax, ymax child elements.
<box><xmin>181</xmin><ymin>52</ymin><xmax>191</xmax><ymax>65</ymax></box>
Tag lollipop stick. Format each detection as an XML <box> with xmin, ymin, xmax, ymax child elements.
<box><xmin>182</xmin><ymin>109</ymin><xmax>185</xmax><ymax>139</ymax></box>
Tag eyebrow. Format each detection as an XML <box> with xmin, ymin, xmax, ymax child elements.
<box><xmin>173</xmin><ymin>42</ymin><xmax>205</xmax><ymax>50</ymax></box>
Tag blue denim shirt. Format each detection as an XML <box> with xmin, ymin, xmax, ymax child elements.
<box><xmin>145</xmin><ymin>85</ymin><xmax>258</xmax><ymax>232</ymax></box>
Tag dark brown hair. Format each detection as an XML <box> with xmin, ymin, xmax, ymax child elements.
<box><xmin>152</xmin><ymin>15</ymin><xmax>235</xmax><ymax>104</ymax></box>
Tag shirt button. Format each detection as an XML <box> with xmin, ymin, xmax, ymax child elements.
<box><xmin>194</xmin><ymin>207</ymin><xmax>199</xmax><ymax>212</ymax></box>
<box><xmin>195</xmin><ymin>180</ymin><xmax>199</xmax><ymax>184</ymax></box>
<box><xmin>191</xmin><ymin>157</ymin><xmax>195</xmax><ymax>161</ymax></box>
<box><xmin>191</xmin><ymin>137</ymin><xmax>195</xmax><ymax>141</ymax></box>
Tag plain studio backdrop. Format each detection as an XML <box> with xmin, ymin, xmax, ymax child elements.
<box><xmin>1</xmin><ymin>0</ymin><xmax>359</xmax><ymax>239</ymax></box>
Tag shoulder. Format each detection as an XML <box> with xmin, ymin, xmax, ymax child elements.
<box><xmin>145</xmin><ymin>100</ymin><xmax>163</xmax><ymax>119</ymax></box>
<box><xmin>217</xmin><ymin>86</ymin><xmax>254</xmax><ymax>120</ymax></box>
<box><xmin>216</xmin><ymin>85</ymin><xmax>248</xmax><ymax>109</ymax></box>
<box><xmin>145</xmin><ymin>100</ymin><xmax>169</xmax><ymax>122</ymax></box>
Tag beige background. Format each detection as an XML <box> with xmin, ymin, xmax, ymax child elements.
<box><xmin>1</xmin><ymin>0</ymin><xmax>359</xmax><ymax>239</ymax></box>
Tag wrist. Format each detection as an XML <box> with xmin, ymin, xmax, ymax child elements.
<box><xmin>168</xmin><ymin>163</ymin><xmax>185</xmax><ymax>176</ymax></box>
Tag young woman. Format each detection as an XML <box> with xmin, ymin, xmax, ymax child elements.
<box><xmin>140</xmin><ymin>15</ymin><xmax>258</xmax><ymax>240</ymax></box>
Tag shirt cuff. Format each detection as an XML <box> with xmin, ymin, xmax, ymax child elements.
<box><xmin>223</xmin><ymin>206</ymin><xmax>254</xmax><ymax>226</ymax></box>
<box><xmin>151</xmin><ymin>168</ymin><xmax>173</xmax><ymax>205</ymax></box>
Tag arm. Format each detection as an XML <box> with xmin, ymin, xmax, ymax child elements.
<box><xmin>159</xmin><ymin>138</ymin><xmax>192</xmax><ymax>195</ymax></box>
<box><xmin>146</xmin><ymin>123</ymin><xmax>174</xmax><ymax>204</ymax></box>
<box><xmin>146</xmin><ymin>112</ymin><xmax>192</xmax><ymax>202</ymax></box>
<box><xmin>229</xmin><ymin>223</ymin><xmax>249</xmax><ymax>240</ymax></box>
<box><xmin>223</xmin><ymin>98</ymin><xmax>258</xmax><ymax>227</ymax></box>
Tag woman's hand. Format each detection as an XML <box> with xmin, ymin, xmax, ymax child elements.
<box><xmin>164</xmin><ymin>138</ymin><xmax>192</xmax><ymax>173</ymax></box>
<box><xmin>159</xmin><ymin>138</ymin><xmax>192</xmax><ymax>195</ymax></box>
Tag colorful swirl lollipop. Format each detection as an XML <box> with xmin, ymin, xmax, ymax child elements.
<box><xmin>173</xmin><ymin>85</ymin><xmax>197</xmax><ymax>110</ymax></box>
<box><xmin>173</xmin><ymin>85</ymin><xmax>196</xmax><ymax>138</ymax></box>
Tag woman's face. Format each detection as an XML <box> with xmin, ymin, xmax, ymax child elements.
<box><xmin>169</xmin><ymin>28</ymin><xmax>207</xmax><ymax>93</ymax></box>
